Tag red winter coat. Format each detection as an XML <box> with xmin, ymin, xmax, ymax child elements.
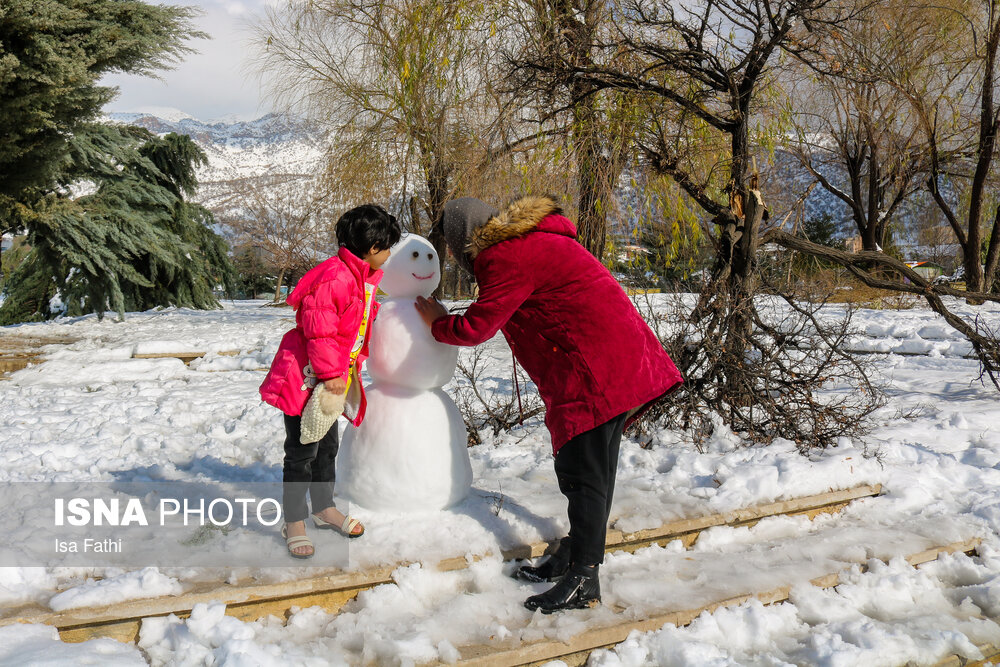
<box><xmin>431</xmin><ymin>196</ymin><xmax>683</xmax><ymax>453</ymax></box>
<box><xmin>259</xmin><ymin>247</ymin><xmax>382</xmax><ymax>423</ymax></box>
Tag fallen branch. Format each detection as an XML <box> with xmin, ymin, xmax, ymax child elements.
<box><xmin>762</xmin><ymin>228</ymin><xmax>1000</xmax><ymax>389</ymax></box>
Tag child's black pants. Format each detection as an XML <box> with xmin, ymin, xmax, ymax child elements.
<box><xmin>553</xmin><ymin>411</ymin><xmax>628</xmax><ymax>566</ymax></box>
<box><xmin>282</xmin><ymin>414</ymin><xmax>338</xmax><ymax>523</ymax></box>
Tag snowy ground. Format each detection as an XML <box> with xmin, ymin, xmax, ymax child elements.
<box><xmin>1</xmin><ymin>297</ymin><xmax>1000</xmax><ymax>666</ymax></box>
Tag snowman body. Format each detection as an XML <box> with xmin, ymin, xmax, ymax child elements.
<box><xmin>337</xmin><ymin>236</ymin><xmax>472</xmax><ymax>511</ymax></box>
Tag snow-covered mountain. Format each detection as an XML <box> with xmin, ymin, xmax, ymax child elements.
<box><xmin>106</xmin><ymin>110</ymin><xmax>327</xmax><ymax>208</ymax></box>
<box><xmin>109</xmin><ymin>109</ymin><xmax>865</xmax><ymax>234</ymax></box>
<box><xmin>107</xmin><ymin>110</ymin><xmax>953</xmax><ymax>262</ymax></box>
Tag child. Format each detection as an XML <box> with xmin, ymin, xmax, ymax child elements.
<box><xmin>415</xmin><ymin>195</ymin><xmax>683</xmax><ymax>611</ymax></box>
<box><xmin>260</xmin><ymin>204</ymin><xmax>401</xmax><ymax>558</ymax></box>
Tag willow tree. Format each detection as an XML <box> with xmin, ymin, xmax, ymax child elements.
<box><xmin>503</xmin><ymin>0</ymin><xmax>637</xmax><ymax>261</ymax></box>
<box><xmin>253</xmin><ymin>0</ymin><xmax>502</xmax><ymax>278</ymax></box>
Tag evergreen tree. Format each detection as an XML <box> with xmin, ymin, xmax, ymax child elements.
<box><xmin>790</xmin><ymin>214</ymin><xmax>845</xmax><ymax>276</ymax></box>
<box><xmin>0</xmin><ymin>1</ymin><xmax>234</xmax><ymax>323</ymax></box>
<box><xmin>0</xmin><ymin>126</ymin><xmax>234</xmax><ymax>323</ymax></box>
<box><xmin>0</xmin><ymin>0</ymin><xmax>201</xmax><ymax>210</ymax></box>
<box><xmin>232</xmin><ymin>244</ymin><xmax>276</xmax><ymax>299</ymax></box>
<box><xmin>801</xmin><ymin>214</ymin><xmax>842</xmax><ymax>249</ymax></box>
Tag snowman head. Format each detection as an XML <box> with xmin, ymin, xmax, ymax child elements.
<box><xmin>379</xmin><ymin>234</ymin><xmax>440</xmax><ymax>298</ymax></box>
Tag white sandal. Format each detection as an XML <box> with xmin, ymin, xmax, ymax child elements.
<box><xmin>281</xmin><ymin>523</ymin><xmax>314</xmax><ymax>559</ymax></box>
<box><xmin>312</xmin><ymin>512</ymin><xmax>364</xmax><ymax>538</ymax></box>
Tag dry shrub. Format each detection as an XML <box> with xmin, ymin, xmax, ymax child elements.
<box><xmin>629</xmin><ymin>281</ymin><xmax>887</xmax><ymax>453</ymax></box>
<box><xmin>452</xmin><ymin>345</ymin><xmax>544</xmax><ymax>447</ymax></box>
<box><xmin>824</xmin><ymin>281</ymin><xmax>921</xmax><ymax>310</ymax></box>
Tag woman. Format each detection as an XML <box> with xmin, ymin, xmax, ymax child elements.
<box><xmin>415</xmin><ymin>195</ymin><xmax>682</xmax><ymax>613</ymax></box>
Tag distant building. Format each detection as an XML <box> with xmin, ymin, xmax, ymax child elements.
<box><xmin>844</xmin><ymin>236</ymin><xmax>863</xmax><ymax>253</ymax></box>
<box><xmin>615</xmin><ymin>244</ymin><xmax>651</xmax><ymax>264</ymax></box>
<box><xmin>904</xmin><ymin>261</ymin><xmax>946</xmax><ymax>282</ymax></box>
<box><xmin>899</xmin><ymin>243</ymin><xmax>962</xmax><ymax>274</ymax></box>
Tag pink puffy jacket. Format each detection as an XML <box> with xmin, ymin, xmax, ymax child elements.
<box><xmin>259</xmin><ymin>247</ymin><xmax>382</xmax><ymax>423</ymax></box>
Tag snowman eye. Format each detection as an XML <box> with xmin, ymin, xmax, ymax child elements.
<box><xmin>427</xmin><ymin>253</ymin><xmax>433</xmax><ymax>260</ymax></box>
<box><xmin>412</xmin><ymin>251</ymin><xmax>419</xmax><ymax>259</ymax></box>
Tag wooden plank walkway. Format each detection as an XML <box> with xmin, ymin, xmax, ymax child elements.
<box><xmin>0</xmin><ymin>333</ymin><xmax>76</xmax><ymax>377</ymax></box>
<box><xmin>449</xmin><ymin>539</ymin><xmax>981</xmax><ymax>667</ymax></box>
<box><xmin>0</xmin><ymin>484</ymin><xmax>882</xmax><ymax>644</ymax></box>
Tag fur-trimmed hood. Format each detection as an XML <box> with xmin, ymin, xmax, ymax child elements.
<box><xmin>468</xmin><ymin>195</ymin><xmax>568</xmax><ymax>260</ymax></box>
<box><xmin>441</xmin><ymin>194</ymin><xmax>573</xmax><ymax>275</ymax></box>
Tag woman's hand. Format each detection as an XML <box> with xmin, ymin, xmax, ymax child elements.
<box><xmin>415</xmin><ymin>295</ymin><xmax>448</xmax><ymax>328</ymax></box>
<box><xmin>323</xmin><ymin>377</ymin><xmax>348</xmax><ymax>394</ymax></box>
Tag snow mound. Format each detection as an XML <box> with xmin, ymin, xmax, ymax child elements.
<box><xmin>0</xmin><ymin>624</ymin><xmax>145</xmax><ymax>666</ymax></box>
<box><xmin>48</xmin><ymin>567</ymin><xmax>183</xmax><ymax>611</ymax></box>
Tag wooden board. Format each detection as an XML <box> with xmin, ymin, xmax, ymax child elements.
<box><xmin>0</xmin><ymin>484</ymin><xmax>881</xmax><ymax>644</ymax></box>
<box><xmin>449</xmin><ymin>539</ymin><xmax>982</xmax><ymax>667</ymax></box>
<box><xmin>0</xmin><ymin>334</ymin><xmax>77</xmax><ymax>378</ymax></box>
<box><xmin>0</xmin><ymin>356</ymin><xmax>36</xmax><ymax>374</ymax></box>
<box><xmin>502</xmin><ymin>483</ymin><xmax>883</xmax><ymax>561</ymax></box>
<box><xmin>925</xmin><ymin>641</ymin><xmax>1000</xmax><ymax>667</ymax></box>
<box><xmin>132</xmin><ymin>352</ymin><xmax>205</xmax><ymax>363</ymax></box>
<box><xmin>132</xmin><ymin>350</ymin><xmax>242</xmax><ymax>365</ymax></box>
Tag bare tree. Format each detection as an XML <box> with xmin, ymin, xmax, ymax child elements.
<box><xmin>215</xmin><ymin>174</ymin><xmax>335</xmax><ymax>302</ymax></box>
<box><xmin>508</xmin><ymin>0</ymin><xmax>887</xmax><ymax>447</ymax></box>
<box><xmin>585</xmin><ymin>1</ymin><xmax>863</xmax><ymax>348</ymax></box>
<box><xmin>763</xmin><ymin>227</ymin><xmax>1000</xmax><ymax>388</ymax></box>
<box><xmin>631</xmin><ymin>286</ymin><xmax>886</xmax><ymax>451</ymax></box>
<box><xmin>454</xmin><ymin>345</ymin><xmax>544</xmax><ymax>446</ymax></box>
<box><xmin>883</xmin><ymin>0</ymin><xmax>1000</xmax><ymax>298</ymax></box>
<box><xmin>784</xmin><ymin>8</ymin><xmax>929</xmax><ymax>254</ymax></box>
<box><xmin>755</xmin><ymin>1</ymin><xmax>1000</xmax><ymax>390</ymax></box>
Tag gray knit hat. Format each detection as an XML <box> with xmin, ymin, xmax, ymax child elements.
<box><xmin>443</xmin><ymin>197</ymin><xmax>499</xmax><ymax>275</ymax></box>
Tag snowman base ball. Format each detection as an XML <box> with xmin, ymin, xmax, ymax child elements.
<box><xmin>338</xmin><ymin>384</ymin><xmax>472</xmax><ymax>512</ymax></box>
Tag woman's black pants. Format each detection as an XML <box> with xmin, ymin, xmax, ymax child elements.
<box><xmin>282</xmin><ymin>413</ymin><xmax>338</xmax><ymax>523</ymax></box>
<box><xmin>553</xmin><ymin>411</ymin><xmax>628</xmax><ymax>566</ymax></box>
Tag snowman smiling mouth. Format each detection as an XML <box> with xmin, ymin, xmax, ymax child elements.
<box><xmin>412</xmin><ymin>272</ymin><xmax>436</xmax><ymax>280</ymax></box>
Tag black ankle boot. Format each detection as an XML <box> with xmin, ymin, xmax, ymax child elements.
<box><xmin>523</xmin><ymin>563</ymin><xmax>601</xmax><ymax>614</ymax></box>
<box><xmin>514</xmin><ymin>537</ymin><xmax>571</xmax><ymax>583</ymax></box>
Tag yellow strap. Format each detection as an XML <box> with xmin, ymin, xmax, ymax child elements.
<box><xmin>344</xmin><ymin>285</ymin><xmax>374</xmax><ymax>393</ymax></box>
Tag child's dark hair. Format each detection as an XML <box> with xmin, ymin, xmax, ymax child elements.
<box><xmin>335</xmin><ymin>204</ymin><xmax>402</xmax><ymax>258</ymax></box>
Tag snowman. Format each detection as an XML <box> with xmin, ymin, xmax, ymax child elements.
<box><xmin>337</xmin><ymin>234</ymin><xmax>473</xmax><ymax>511</ymax></box>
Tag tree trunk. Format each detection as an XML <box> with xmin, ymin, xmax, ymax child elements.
<box><xmin>686</xmin><ymin>106</ymin><xmax>764</xmax><ymax>406</ymax></box>
<box><xmin>273</xmin><ymin>267</ymin><xmax>286</xmax><ymax>304</ymax></box>
<box><xmin>557</xmin><ymin>0</ymin><xmax>614</xmax><ymax>262</ymax></box>
<box><xmin>866</xmin><ymin>136</ymin><xmax>882</xmax><ymax>250</ymax></box>
<box><xmin>425</xmin><ymin>156</ymin><xmax>451</xmax><ymax>298</ymax></box>
<box><xmin>963</xmin><ymin>1</ymin><xmax>999</xmax><ymax>302</ymax></box>
<box><xmin>723</xmin><ymin>96</ymin><xmax>768</xmax><ymax>402</ymax></box>
<box><xmin>573</xmin><ymin>91</ymin><xmax>611</xmax><ymax>260</ymax></box>
<box><xmin>408</xmin><ymin>195</ymin><xmax>423</xmax><ymax>235</ymax></box>
<box><xmin>728</xmin><ymin>104</ymin><xmax>754</xmax><ymax>285</ymax></box>
<box><xmin>985</xmin><ymin>204</ymin><xmax>1000</xmax><ymax>293</ymax></box>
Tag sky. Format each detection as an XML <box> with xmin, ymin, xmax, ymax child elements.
<box><xmin>102</xmin><ymin>1</ymin><xmax>277</xmax><ymax>122</ymax></box>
